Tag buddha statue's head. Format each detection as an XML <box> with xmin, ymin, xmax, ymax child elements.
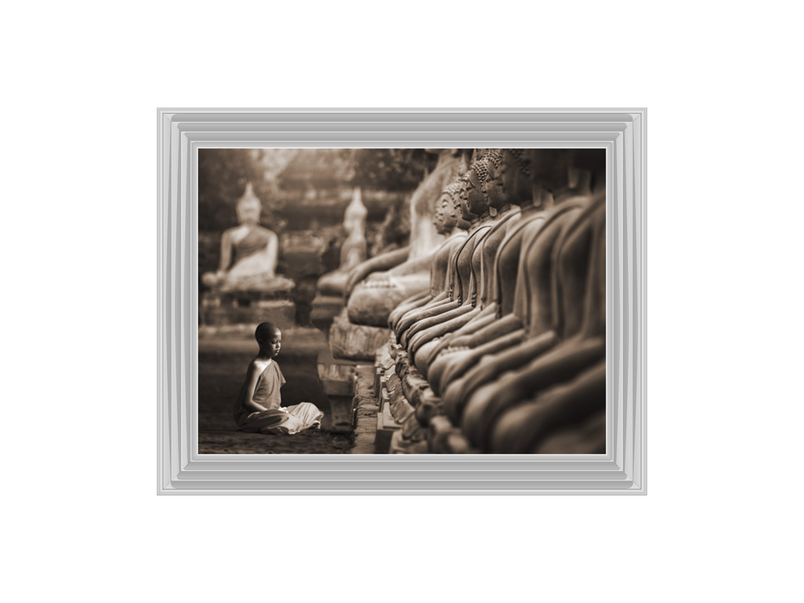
<box><xmin>433</xmin><ymin>192</ymin><xmax>447</xmax><ymax>233</ymax></box>
<box><xmin>235</xmin><ymin>183</ymin><xmax>262</xmax><ymax>226</ymax></box>
<box><xmin>438</xmin><ymin>179</ymin><xmax>468</xmax><ymax>233</ymax></box>
<box><xmin>475</xmin><ymin>149</ymin><xmax>534</xmax><ymax>213</ymax></box>
<box><xmin>343</xmin><ymin>187</ymin><xmax>368</xmax><ymax>237</ymax></box>
<box><xmin>459</xmin><ymin>156</ymin><xmax>491</xmax><ymax>221</ymax></box>
<box><xmin>477</xmin><ymin>150</ymin><xmax>505</xmax><ymax>212</ymax></box>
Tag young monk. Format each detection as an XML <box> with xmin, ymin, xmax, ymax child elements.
<box><xmin>232</xmin><ymin>322</ymin><xmax>324</xmax><ymax>435</ymax></box>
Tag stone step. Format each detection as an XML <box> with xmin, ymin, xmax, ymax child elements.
<box><xmin>374</xmin><ymin>387</ymin><xmax>402</xmax><ymax>454</ymax></box>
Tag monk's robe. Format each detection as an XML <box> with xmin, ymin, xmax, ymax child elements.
<box><xmin>233</xmin><ymin>361</ymin><xmax>323</xmax><ymax>435</ymax></box>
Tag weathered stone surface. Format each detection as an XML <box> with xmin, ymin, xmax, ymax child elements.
<box><xmin>375</xmin><ymin>343</ymin><xmax>395</xmax><ymax>371</ymax></box>
<box><xmin>428</xmin><ymin>416</ymin><xmax>460</xmax><ymax>454</ymax></box>
<box><xmin>415</xmin><ymin>390</ymin><xmax>444</xmax><ymax>427</ymax></box>
<box><xmin>375</xmin><ymin>389</ymin><xmax>402</xmax><ymax>454</ymax></box>
<box><xmin>350</xmin><ymin>365</ymin><xmax>380</xmax><ymax>454</ymax></box>
<box><xmin>318</xmin><ymin>365</ymin><xmax>357</xmax><ymax>397</ymax></box>
<box><xmin>401</xmin><ymin>412</ymin><xmax>427</xmax><ymax>441</ymax></box>
<box><xmin>389</xmin><ymin>430</ymin><xmax>429</xmax><ymax>454</ymax></box>
<box><xmin>329</xmin><ymin>309</ymin><xmax>389</xmax><ymax>361</ymax></box>
<box><xmin>389</xmin><ymin>395</ymin><xmax>415</xmax><ymax>425</ymax></box>
<box><xmin>311</xmin><ymin>294</ymin><xmax>344</xmax><ymax>329</ymax></box>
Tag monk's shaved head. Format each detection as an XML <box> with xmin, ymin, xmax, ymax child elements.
<box><xmin>255</xmin><ymin>322</ymin><xmax>280</xmax><ymax>343</ymax></box>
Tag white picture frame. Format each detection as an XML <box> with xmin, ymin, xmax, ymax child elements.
<box><xmin>157</xmin><ymin>108</ymin><xmax>646</xmax><ymax>494</ymax></box>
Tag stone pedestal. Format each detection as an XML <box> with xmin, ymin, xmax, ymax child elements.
<box><xmin>329</xmin><ymin>308</ymin><xmax>390</xmax><ymax>361</ymax></box>
<box><xmin>375</xmin><ymin>385</ymin><xmax>401</xmax><ymax>454</ymax></box>
<box><xmin>317</xmin><ymin>350</ymin><xmax>358</xmax><ymax>432</ymax></box>
<box><xmin>351</xmin><ymin>365</ymin><xmax>379</xmax><ymax>454</ymax></box>
<box><xmin>311</xmin><ymin>294</ymin><xmax>344</xmax><ymax>331</ymax></box>
<box><xmin>201</xmin><ymin>288</ymin><xmax>295</xmax><ymax>330</ymax></box>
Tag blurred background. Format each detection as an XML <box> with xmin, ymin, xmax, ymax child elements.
<box><xmin>199</xmin><ymin>148</ymin><xmax>437</xmax><ymax>313</ymax></box>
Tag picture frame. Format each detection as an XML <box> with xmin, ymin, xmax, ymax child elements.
<box><xmin>157</xmin><ymin>108</ymin><xmax>646</xmax><ymax>494</ymax></box>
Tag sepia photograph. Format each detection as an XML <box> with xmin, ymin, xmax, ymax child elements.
<box><xmin>198</xmin><ymin>147</ymin><xmax>606</xmax><ymax>455</ymax></box>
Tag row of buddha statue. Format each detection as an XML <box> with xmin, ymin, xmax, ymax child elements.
<box><xmin>342</xmin><ymin>148</ymin><xmax>607</xmax><ymax>454</ymax></box>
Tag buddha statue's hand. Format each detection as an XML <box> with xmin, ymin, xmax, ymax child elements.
<box><xmin>441</xmin><ymin>345</ymin><xmax>470</xmax><ymax>357</ymax></box>
<box><xmin>361</xmin><ymin>273</ymin><xmax>395</xmax><ymax>288</ymax></box>
<box><xmin>344</xmin><ymin>246</ymin><xmax>411</xmax><ymax>296</ymax></box>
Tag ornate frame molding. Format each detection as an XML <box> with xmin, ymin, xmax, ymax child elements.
<box><xmin>157</xmin><ymin>108</ymin><xmax>646</xmax><ymax>494</ymax></box>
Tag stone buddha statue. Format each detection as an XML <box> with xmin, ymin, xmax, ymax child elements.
<box><xmin>439</xmin><ymin>150</ymin><xmax>602</xmax><ymax>422</ymax></box>
<box><xmin>486</xmin><ymin>190</ymin><xmax>606</xmax><ymax>454</ymax></box>
<box><xmin>394</xmin><ymin>153</ymin><xmax>495</xmax><ymax>348</ymax></box>
<box><xmin>202</xmin><ymin>183</ymin><xmax>293</xmax><ymax>292</ymax></box>
<box><xmin>344</xmin><ymin>149</ymin><xmax>466</xmax><ymax>327</ymax></box>
<box><xmin>316</xmin><ymin>187</ymin><xmax>368</xmax><ymax>296</ymax></box>
<box><xmin>387</xmin><ymin>178</ymin><xmax>470</xmax><ymax>329</ymax></box>
<box><xmin>408</xmin><ymin>149</ymin><xmax>537</xmax><ymax>376</ymax></box>
<box><xmin>426</xmin><ymin>150</ymin><xmax>571</xmax><ymax>394</ymax></box>
<box><xmin>456</xmin><ymin>159</ymin><xmax>606</xmax><ymax>452</ymax></box>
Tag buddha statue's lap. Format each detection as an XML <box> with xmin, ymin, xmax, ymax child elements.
<box><xmin>489</xmin><ymin>360</ymin><xmax>606</xmax><ymax>454</ymax></box>
<box><xmin>400</xmin><ymin>227</ymin><xmax>485</xmax><ymax>349</ymax></box>
<box><xmin>346</xmin><ymin>150</ymin><xmax>465</xmax><ymax>327</ymax></box>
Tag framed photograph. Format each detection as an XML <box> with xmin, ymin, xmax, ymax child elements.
<box><xmin>157</xmin><ymin>108</ymin><xmax>646</xmax><ymax>494</ymax></box>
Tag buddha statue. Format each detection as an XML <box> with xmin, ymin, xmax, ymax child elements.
<box><xmin>344</xmin><ymin>149</ymin><xmax>466</xmax><ymax>327</ymax></box>
<box><xmin>426</xmin><ymin>149</ymin><xmax>571</xmax><ymax>394</ymax></box>
<box><xmin>457</xmin><ymin>156</ymin><xmax>606</xmax><ymax>452</ymax></box>
<box><xmin>487</xmin><ymin>192</ymin><xmax>606</xmax><ymax>454</ymax></box>
<box><xmin>394</xmin><ymin>153</ymin><xmax>495</xmax><ymax>348</ymax></box>
<box><xmin>202</xmin><ymin>183</ymin><xmax>293</xmax><ymax>292</ymax></box>
<box><xmin>439</xmin><ymin>150</ymin><xmax>603</xmax><ymax>424</ymax></box>
<box><xmin>408</xmin><ymin>149</ymin><xmax>536</xmax><ymax>376</ymax></box>
<box><xmin>387</xmin><ymin>178</ymin><xmax>470</xmax><ymax>328</ymax></box>
<box><xmin>316</xmin><ymin>187</ymin><xmax>368</xmax><ymax>296</ymax></box>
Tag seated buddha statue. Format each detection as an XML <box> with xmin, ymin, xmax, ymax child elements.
<box><xmin>394</xmin><ymin>153</ymin><xmax>495</xmax><ymax>349</ymax></box>
<box><xmin>486</xmin><ymin>191</ymin><xmax>606</xmax><ymax>454</ymax></box>
<box><xmin>428</xmin><ymin>150</ymin><xmax>579</xmax><ymax>393</ymax></box>
<box><xmin>202</xmin><ymin>183</ymin><xmax>293</xmax><ymax>292</ymax></box>
<box><xmin>316</xmin><ymin>187</ymin><xmax>368</xmax><ymax>296</ymax></box>
<box><xmin>410</xmin><ymin>149</ymin><xmax>542</xmax><ymax>376</ymax></box>
<box><xmin>424</xmin><ymin>150</ymin><xmax>567</xmax><ymax>393</ymax></box>
<box><xmin>345</xmin><ymin>149</ymin><xmax>466</xmax><ymax>327</ymax></box>
<box><xmin>387</xmin><ymin>178</ymin><xmax>470</xmax><ymax>329</ymax></box>
<box><xmin>440</xmin><ymin>150</ymin><xmax>603</xmax><ymax>420</ymax></box>
<box><xmin>460</xmin><ymin>163</ymin><xmax>607</xmax><ymax>452</ymax></box>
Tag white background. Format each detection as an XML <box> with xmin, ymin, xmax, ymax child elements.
<box><xmin>3</xmin><ymin>1</ymin><xmax>802</xmax><ymax>601</ymax></box>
